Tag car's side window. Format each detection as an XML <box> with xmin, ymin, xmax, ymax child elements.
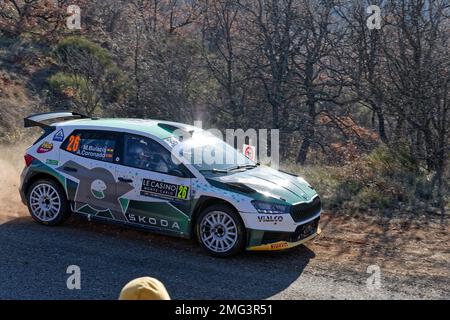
<box><xmin>61</xmin><ymin>130</ymin><xmax>118</xmax><ymax>163</ymax></box>
<box><xmin>123</xmin><ymin>134</ymin><xmax>179</xmax><ymax>174</ymax></box>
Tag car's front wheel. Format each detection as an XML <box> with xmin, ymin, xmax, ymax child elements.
<box><xmin>196</xmin><ymin>204</ymin><xmax>246</xmax><ymax>257</ymax></box>
<box><xmin>27</xmin><ymin>179</ymin><xmax>71</xmax><ymax>226</ymax></box>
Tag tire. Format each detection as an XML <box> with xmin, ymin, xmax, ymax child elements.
<box><xmin>26</xmin><ymin>179</ymin><xmax>71</xmax><ymax>226</ymax></box>
<box><xmin>195</xmin><ymin>204</ymin><xmax>246</xmax><ymax>257</ymax></box>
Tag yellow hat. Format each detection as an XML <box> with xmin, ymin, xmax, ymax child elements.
<box><xmin>119</xmin><ymin>277</ymin><xmax>171</xmax><ymax>300</ymax></box>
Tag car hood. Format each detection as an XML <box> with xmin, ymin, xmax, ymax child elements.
<box><xmin>207</xmin><ymin>166</ymin><xmax>317</xmax><ymax>204</ymax></box>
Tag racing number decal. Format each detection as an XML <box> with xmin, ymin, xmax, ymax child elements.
<box><xmin>66</xmin><ymin>135</ymin><xmax>81</xmax><ymax>152</ymax></box>
<box><xmin>177</xmin><ymin>185</ymin><xmax>188</xmax><ymax>200</ymax></box>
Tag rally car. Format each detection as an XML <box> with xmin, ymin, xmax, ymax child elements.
<box><xmin>19</xmin><ymin>112</ymin><xmax>321</xmax><ymax>257</ymax></box>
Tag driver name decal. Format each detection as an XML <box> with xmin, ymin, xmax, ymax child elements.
<box><xmin>141</xmin><ymin>179</ymin><xmax>189</xmax><ymax>200</ymax></box>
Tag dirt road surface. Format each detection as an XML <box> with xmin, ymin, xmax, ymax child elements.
<box><xmin>0</xmin><ymin>143</ymin><xmax>448</xmax><ymax>299</ymax></box>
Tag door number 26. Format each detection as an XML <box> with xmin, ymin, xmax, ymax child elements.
<box><xmin>177</xmin><ymin>186</ymin><xmax>189</xmax><ymax>199</ymax></box>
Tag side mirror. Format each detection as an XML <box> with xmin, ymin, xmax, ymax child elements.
<box><xmin>169</xmin><ymin>168</ymin><xmax>186</xmax><ymax>177</ymax></box>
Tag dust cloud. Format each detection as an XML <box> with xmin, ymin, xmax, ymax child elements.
<box><xmin>0</xmin><ymin>142</ymin><xmax>30</xmax><ymax>221</ymax></box>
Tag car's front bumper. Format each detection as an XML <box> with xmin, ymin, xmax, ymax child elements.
<box><xmin>247</xmin><ymin>227</ymin><xmax>321</xmax><ymax>251</ymax></box>
<box><xmin>245</xmin><ymin>217</ymin><xmax>321</xmax><ymax>251</ymax></box>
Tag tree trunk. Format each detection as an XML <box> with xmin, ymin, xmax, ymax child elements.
<box><xmin>297</xmin><ymin>59</ymin><xmax>316</xmax><ymax>165</ymax></box>
<box><xmin>297</xmin><ymin>133</ymin><xmax>311</xmax><ymax>164</ymax></box>
<box><xmin>297</xmin><ymin>100</ymin><xmax>316</xmax><ymax>165</ymax></box>
<box><xmin>375</xmin><ymin>107</ymin><xmax>388</xmax><ymax>144</ymax></box>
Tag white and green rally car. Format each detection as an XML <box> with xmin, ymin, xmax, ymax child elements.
<box><xmin>19</xmin><ymin>112</ymin><xmax>321</xmax><ymax>257</ymax></box>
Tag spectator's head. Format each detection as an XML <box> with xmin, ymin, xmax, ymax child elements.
<box><xmin>119</xmin><ymin>277</ymin><xmax>171</xmax><ymax>300</ymax></box>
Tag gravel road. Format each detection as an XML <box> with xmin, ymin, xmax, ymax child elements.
<box><xmin>0</xmin><ymin>215</ymin><xmax>447</xmax><ymax>300</ymax></box>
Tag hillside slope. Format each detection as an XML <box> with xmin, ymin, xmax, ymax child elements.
<box><xmin>0</xmin><ymin>38</ymin><xmax>50</xmax><ymax>142</ymax></box>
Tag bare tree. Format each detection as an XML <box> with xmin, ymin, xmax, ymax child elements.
<box><xmin>380</xmin><ymin>0</ymin><xmax>450</xmax><ymax>216</ymax></box>
<box><xmin>238</xmin><ymin>0</ymin><xmax>297</xmax><ymax>130</ymax></box>
<box><xmin>291</xmin><ymin>0</ymin><xmax>350</xmax><ymax>164</ymax></box>
<box><xmin>201</xmin><ymin>0</ymin><xmax>247</xmax><ymax>127</ymax></box>
<box><xmin>337</xmin><ymin>0</ymin><xmax>389</xmax><ymax>144</ymax></box>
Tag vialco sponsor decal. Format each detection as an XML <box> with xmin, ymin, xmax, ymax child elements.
<box><xmin>141</xmin><ymin>179</ymin><xmax>189</xmax><ymax>200</ymax></box>
<box><xmin>257</xmin><ymin>215</ymin><xmax>284</xmax><ymax>224</ymax></box>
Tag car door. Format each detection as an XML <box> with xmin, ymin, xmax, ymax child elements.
<box><xmin>59</xmin><ymin>129</ymin><xmax>130</xmax><ymax>221</ymax></box>
<box><xmin>115</xmin><ymin>133</ymin><xmax>193</xmax><ymax>236</ymax></box>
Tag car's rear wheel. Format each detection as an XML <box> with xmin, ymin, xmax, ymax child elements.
<box><xmin>27</xmin><ymin>179</ymin><xmax>70</xmax><ymax>226</ymax></box>
<box><xmin>196</xmin><ymin>204</ymin><xmax>246</xmax><ymax>257</ymax></box>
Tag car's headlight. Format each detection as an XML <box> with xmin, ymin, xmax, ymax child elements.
<box><xmin>251</xmin><ymin>200</ymin><xmax>291</xmax><ymax>214</ymax></box>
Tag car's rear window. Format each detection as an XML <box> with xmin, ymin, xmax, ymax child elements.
<box><xmin>61</xmin><ymin>130</ymin><xmax>118</xmax><ymax>163</ymax></box>
<box><xmin>32</xmin><ymin>127</ymin><xmax>56</xmax><ymax>145</ymax></box>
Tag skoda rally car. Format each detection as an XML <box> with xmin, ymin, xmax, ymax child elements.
<box><xmin>19</xmin><ymin>112</ymin><xmax>321</xmax><ymax>257</ymax></box>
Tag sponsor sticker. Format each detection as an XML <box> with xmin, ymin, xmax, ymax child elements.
<box><xmin>257</xmin><ymin>215</ymin><xmax>284</xmax><ymax>224</ymax></box>
<box><xmin>37</xmin><ymin>142</ymin><xmax>53</xmax><ymax>153</ymax></box>
<box><xmin>125</xmin><ymin>213</ymin><xmax>180</xmax><ymax>230</ymax></box>
<box><xmin>53</xmin><ymin>129</ymin><xmax>65</xmax><ymax>142</ymax></box>
<box><xmin>46</xmin><ymin>159</ymin><xmax>59</xmax><ymax>166</ymax></box>
<box><xmin>141</xmin><ymin>179</ymin><xmax>189</xmax><ymax>200</ymax></box>
<box><xmin>164</xmin><ymin>136</ymin><xmax>180</xmax><ymax>147</ymax></box>
<box><xmin>270</xmin><ymin>242</ymin><xmax>289</xmax><ymax>250</ymax></box>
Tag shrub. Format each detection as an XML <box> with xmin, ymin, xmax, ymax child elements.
<box><xmin>49</xmin><ymin>36</ymin><xmax>126</xmax><ymax>115</ymax></box>
<box><xmin>285</xmin><ymin>145</ymin><xmax>443</xmax><ymax>214</ymax></box>
<box><xmin>55</xmin><ymin>36</ymin><xmax>112</xmax><ymax>70</ymax></box>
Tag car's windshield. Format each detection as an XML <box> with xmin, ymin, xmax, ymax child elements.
<box><xmin>169</xmin><ymin>131</ymin><xmax>256</xmax><ymax>172</ymax></box>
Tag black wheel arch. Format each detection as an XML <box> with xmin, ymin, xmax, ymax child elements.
<box><xmin>23</xmin><ymin>172</ymin><xmax>66</xmax><ymax>199</ymax></box>
<box><xmin>190</xmin><ymin>196</ymin><xmax>242</xmax><ymax>238</ymax></box>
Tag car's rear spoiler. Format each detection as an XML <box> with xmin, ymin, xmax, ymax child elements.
<box><xmin>24</xmin><ymin>111</ymin><xmax>89</xmax><ymax>129</ymax></box>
